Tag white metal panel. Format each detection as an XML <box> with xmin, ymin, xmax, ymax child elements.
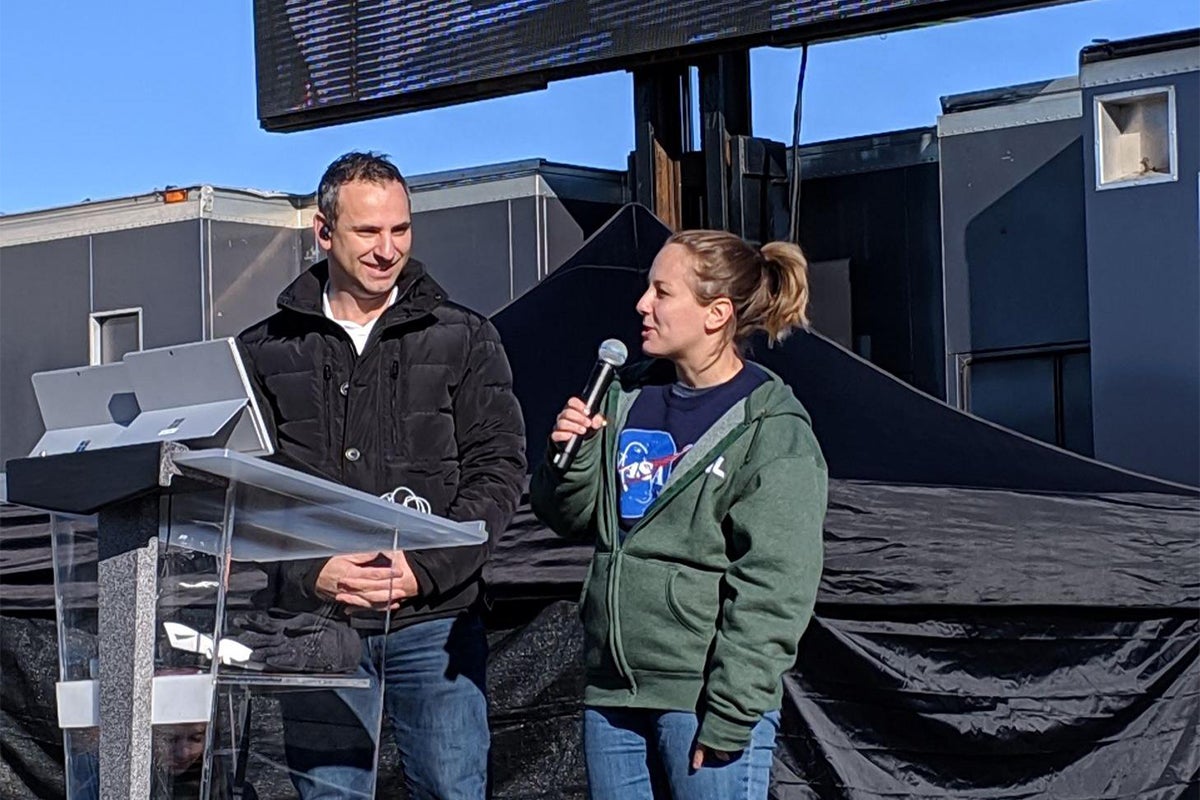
<box><xmin>938</xmin><ymin>82</ymin><xmax>1082</xmax><ymax>138</ymax></box>
<box><xmin>1080</xmin><ymin>45</ymin><xmax>1200</xmax><ymax>89</ymax></box>
<box><xmin>411</xmin><ymin>174</ymin><xmax>549</xmax><ymax>213</ymax></box>
<box><xmin>0</xmin><ymin>187</ymin><xmax>311</xmax><ymax>247</ymax></box>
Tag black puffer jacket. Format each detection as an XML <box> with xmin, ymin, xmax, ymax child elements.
<box><xmin>238</xmin><ymin>259</ymin><xmax>526</xmax><ymax>631</ymax></box>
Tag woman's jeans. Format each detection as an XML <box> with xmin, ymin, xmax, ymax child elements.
<box><xmin>584</xmin><ymin>706</ymin><xmax>780</xmax><ymax>800</ymax></box>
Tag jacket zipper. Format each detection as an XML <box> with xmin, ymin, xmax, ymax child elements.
<box><xmin>389</xmin><ymin>360</ymin><xmax>401</xmax><ymax>460</ymax></box>
<box><xmin>323</xmin><ymin>363</ymin><xmax>336</xmax><ymax>475</ymax></box>
<box><xmin>598</xmin><ymin>392</ymin><xmax>633</xmax><ymax>690</ymax></box>
<box><xmin>601</xmin><ymin>389</ymin><xmax>756</xmax><ymax>691</ymax></box>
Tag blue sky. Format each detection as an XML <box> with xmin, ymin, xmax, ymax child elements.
<box><xmin>0</xmin><ymin>1</ymin><xmax>1194</xmax><ymax>214</ymax></box>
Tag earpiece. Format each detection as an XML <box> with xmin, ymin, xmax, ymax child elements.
<box><xmin>319</xmin><ymin>224</ymin><xmax>331</xmax><ymax>240</ymax></box>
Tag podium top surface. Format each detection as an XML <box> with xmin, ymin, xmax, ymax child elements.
<box><xmin>169</xmin><ymin>449</ymin><xmax>487</xmax><ymax>560</ymax></box>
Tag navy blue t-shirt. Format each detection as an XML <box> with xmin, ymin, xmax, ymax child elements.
<box><xmin>617</xmin><ymin>363</ymin><xmax>767</xmax><ymax>531</ymax></box>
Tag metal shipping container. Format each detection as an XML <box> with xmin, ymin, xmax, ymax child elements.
<box><xmin>796</xmin><ymin>127</ymin><xmax>945</xmax><ymax>401</ymax></box>
<box><xmin>938</xmin><ymin>76</ymin><xmax>1094</xmax><ymax>456</ymax></box>
<box><xmin>1079</xmin><ymin>30</ymin><xmax>1200</xmax><ymax>485</ymax></box>
<box><xmin>0</xmin><ymin>160</ymin><xmax>627</xmax><ymax>467</ymax></box>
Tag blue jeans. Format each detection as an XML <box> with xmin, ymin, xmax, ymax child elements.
<box><xmin>584</xmin><ymin>706</ymin><xmax>779</xmax><ymax>800</ymax></box>
<box><xmin>280</xmin><ymin>614</ymin><xmax>489</xmax><ymax>800</ymax></box>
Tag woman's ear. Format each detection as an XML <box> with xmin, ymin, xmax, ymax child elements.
<box><xmin>705</xmin><ymin>297</ymin><xmax>734</xmax><ymax>334</ymax></box>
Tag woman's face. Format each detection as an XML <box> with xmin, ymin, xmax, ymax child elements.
<box><xmin>636</xmin><ymin>243</ymin><xmax>713</xmax><ymax>360</ymax></box>
<box><xmin>156</xmin><ymin>723</ymin><xmax>206</xmax><ymax>776</ymax></box>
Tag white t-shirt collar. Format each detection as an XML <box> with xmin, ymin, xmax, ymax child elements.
<box><xmin>321</xmin><ymin>282</ymin><xmax>399</xmax><ymax>355</ymax></box>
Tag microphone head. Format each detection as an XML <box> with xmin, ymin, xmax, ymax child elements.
<box><xmin>598</xmin><ymin>338</ymin><xmax>628</xmax><ymax>367</ymax></box>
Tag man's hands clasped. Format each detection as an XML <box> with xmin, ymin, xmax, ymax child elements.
<box><xmin>315</xmin><ymin>551</ymin><xmax>420</xmax><ymax>611</ymax></box>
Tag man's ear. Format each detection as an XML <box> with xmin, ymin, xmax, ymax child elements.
<box><xmin>314</xmin><ymin>214</ymin><xmax>332</xmax><ymax>250</ymax></box>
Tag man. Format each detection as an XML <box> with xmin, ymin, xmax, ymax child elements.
<box><xmin>238</xmin><ymin>152</ymin><xmax>526</xmax><ymax>798</ymax></box>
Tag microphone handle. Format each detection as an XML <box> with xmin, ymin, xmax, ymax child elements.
<box><xmin>553</xmin><ymin>361</ymin><xmax>616</xmax><ymax>471</ymax></box>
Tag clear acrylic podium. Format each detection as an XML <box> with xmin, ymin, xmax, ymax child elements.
<box><xmin>8</xmin><ymin>435</ymin><xmax>485</xmax><ymax>799</ymax></box>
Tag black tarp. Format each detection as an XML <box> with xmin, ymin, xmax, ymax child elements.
<box><xmin>494</xmin><ymin>205</ymin><xmax>1193</xmax><ymax>497</ymax></box>
<box><xmin>2</xmin><ymin>204</ymin><xmax>1198</xmax><ymax>798</ymax></box>
<box><xmin>493</xmin><ymin>205</ymin><xmax>1199</xmax><ymax>798</ymax></box>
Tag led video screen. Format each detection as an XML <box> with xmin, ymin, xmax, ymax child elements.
<box><xmin>255</xmin><ymin>0</ymin><xmax>1058</xmax><ymax>131</ymax></box>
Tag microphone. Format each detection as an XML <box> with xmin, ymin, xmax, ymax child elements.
<box><xmin>553</xmin><ymin>338</ymin><xmax>628</xmax><ymax>471</ymax></box>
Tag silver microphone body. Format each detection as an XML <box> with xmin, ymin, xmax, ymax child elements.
<box><xmin>553</xmin><ymin>339</ymin><xmax>628</xmax><ymax>471</ymax></box>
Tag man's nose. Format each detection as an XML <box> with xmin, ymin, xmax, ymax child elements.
<box><xmin>373</xmin><ymin>234</ymin><xmax>395</xmax><ymax>261</ymax></box>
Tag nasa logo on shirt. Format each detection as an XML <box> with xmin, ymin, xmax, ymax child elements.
<box><xmin>617</xmin><ymin>429</ymin><xmax>689</xmax><ymax>519</ymax></box>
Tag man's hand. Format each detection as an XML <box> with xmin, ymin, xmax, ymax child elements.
<box><xmin>315</xmin><ymin>551</ymin><xmax>420</xmax><ymax>611</ymax></box>
<box><xmin>691</xmin><ymin>745</ymin><xmax>732</xmax><ymax>771</ymax></box>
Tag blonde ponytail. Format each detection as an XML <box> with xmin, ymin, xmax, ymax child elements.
<box><xmin>757</xmin><ymin>241</ymin><xmax>810</xmax><ymax>343</ymax></box>
<box><xmin>666</xmin><ymin>230</ymin><xmax>811</xmax><ymax>347</ymax></box>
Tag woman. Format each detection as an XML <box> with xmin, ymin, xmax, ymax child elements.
<box><xmin>531</xmin><ymin>230</ymin><xmax>827</xmax><ymax>799</ymax></box>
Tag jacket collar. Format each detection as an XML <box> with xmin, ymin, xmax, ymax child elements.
<box><xmin>276</xmin><ymin>258</ymin><xmax>448</xmax><ymax>329</ymax></box>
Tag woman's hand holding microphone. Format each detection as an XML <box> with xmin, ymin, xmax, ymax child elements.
<box><xmin>550</xmin><ymin>396</ymin><xmax>607</xmax><ymax>445</ymax></box>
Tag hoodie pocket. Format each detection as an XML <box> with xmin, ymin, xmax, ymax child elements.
<box><xmin>617</xmin><ymin>558</ymin><xmax>719</xmax><ymax>675</ymax></box>
<box><xmin>666</xmin><ymin>570</ymin><xmax>714</xmax><ymax>637</ymax></box>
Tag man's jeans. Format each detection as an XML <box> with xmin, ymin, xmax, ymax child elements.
<box><xmin>280</xmin><ymin>614</ymin><xmax>489</xmax><ymax>800</ymax></box>
<box><xmin>584</xmin><ymin>706</ymin><xmax>779</xmax><ymax>800</ymax></box>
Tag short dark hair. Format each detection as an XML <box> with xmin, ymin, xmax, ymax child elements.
<box><xmin>317</xmin><ymin>151</ymin><xmax>410</xmax><ymax>231</ymax></box>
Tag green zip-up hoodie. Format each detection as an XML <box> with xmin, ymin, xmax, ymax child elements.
<box><xmin>530</xmin><ymin>360</ymin><xmax>827</xmax><ymax>753</ymax></box>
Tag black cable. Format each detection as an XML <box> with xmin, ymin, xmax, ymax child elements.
<box><xmin>788</xmin><ymin>43</ymin><xmax>809</xmax><ymax>244</ymax></box>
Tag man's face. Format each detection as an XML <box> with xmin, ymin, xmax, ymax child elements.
<box><xmin>318</xmin><ymin>179</ymin><xmax>412</xmax><ymax>300</ymax></box>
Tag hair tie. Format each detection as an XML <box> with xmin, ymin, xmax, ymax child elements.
<box><xmin>759</xmin><ymin>249</ymin><xmax>781</xmax><ymax>295</ymax></box>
